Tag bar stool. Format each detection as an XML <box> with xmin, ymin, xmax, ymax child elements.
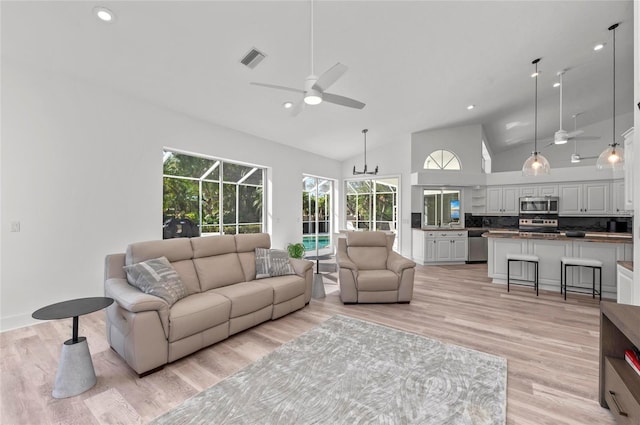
<box><xmin>506</xmin><ymin>253</ymin><xmax>539</xmax><ymax>296</ymax></box>
<box><xmin>560</xmin><ymin>257</ymin><xmax>602</xmax><ymax>301</ymax></box>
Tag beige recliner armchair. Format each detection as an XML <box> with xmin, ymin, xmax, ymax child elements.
<box><xmin>337</xmin><ymin>231</ymin><xmax>416</xmax><ymax>304</ymax></box>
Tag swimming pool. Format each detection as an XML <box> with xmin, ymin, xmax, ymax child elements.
<box><xmin>302</xmin><ymin>235</ymin><xmax>331</xmax><ymax>252</ymax></box>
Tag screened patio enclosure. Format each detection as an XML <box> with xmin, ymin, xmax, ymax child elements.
<box><xmin>302</xmin><ymin>176</ymin><xmax>333</xmax><ymax>256</ymax></box>
<box><xmin>163</xmin><ymin>150</ymin><xmax>265</xmax><ymax>238</ymax></box>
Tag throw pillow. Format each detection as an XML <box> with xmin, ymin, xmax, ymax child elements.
<box><xmin>124</xmin><ymin>256</ymin><xmax>187</xmax><ymax>306</ymax></box>
<box><xmin>255</xmin><ymin>248</ymin><xmax>295</xmax><ymax>279</ymax></box>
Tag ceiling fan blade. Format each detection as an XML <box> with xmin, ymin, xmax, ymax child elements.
<box><xmin>322</xmin><ymin>92</ymin><xmax>365</xmax><ymax>109</ymax></box>
<box><xmin>566</xmin><ymin>129</ymin><xmax>584</xmax><ymax>138</ymax></box>
<box><xmin>571</xmin><ymin>135</ymin><xmax>600</xmax><ymax>141</ymax></box>
<box><xmin>289</xmin><ymin>100</ymin><xmax>305</xmax><ymax>117</ymax></box>
<box><xmin>312</xmin><ymin>63</ymin><xmax>348</xmax><ymax>92</ymax></box>
<box><xmin>250</xmin><ymin>82</ymin><xmax>304</xmax><ymax>94</ymax></box>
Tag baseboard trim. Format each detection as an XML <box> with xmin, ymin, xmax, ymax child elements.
<box><xmin>1</xmin><ymin>313</ymin><xmax>39</xmax><ymax>332</ymax></box>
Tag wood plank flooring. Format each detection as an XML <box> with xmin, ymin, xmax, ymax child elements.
<box><xmin>0</xmin><ymin>263</ymin><xmax>616</xmax><ymax>424</ymax></box>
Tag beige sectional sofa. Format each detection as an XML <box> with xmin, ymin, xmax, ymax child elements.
<box><xmin>104</xmin><ymin>233</ymin><xmax>313</xmax><ymax>376</ymax></box>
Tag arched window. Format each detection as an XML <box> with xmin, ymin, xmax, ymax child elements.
<box><xmin>423</xmin><ymin>149</ymin><xmax>461</xmax><ymax>170</ymax></box>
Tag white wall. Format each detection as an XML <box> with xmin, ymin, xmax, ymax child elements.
<box><xmin>340</xmin><ymin>135</ymin><xmax>412</xmax><ymax>258</ymax></box>
<box><xmin>491</xmin><ymin>112</ymin><xmax>634</xmax><ymax>172</ymax></box>
<box><xmin>0</xmin><ymin>63</ymin><xmax>341</xmax><ymax>330</ymax></box>
<box><xmin>411</xmin><ymin>124</ymin><xmax>483</xmax><ymax>174</ymax></box>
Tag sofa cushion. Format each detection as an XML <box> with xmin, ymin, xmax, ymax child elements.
<box><xmin>126</xmin><ymin>238</ymin><xmax>201</xmax><ymax>294</ymax></box>
<box><xmin>258</xmin><ymin>275</ymin><xmax>306</xmax><ymax>304</ymax></box>
<box><xmin>124</xmin><ymin>257</ymin><xmax>188</xmax><ymax>306</ymax></box>
<box><xmin>355</xmin><ymin>270</ymin><xmax>399</xmax><ymax>291</ymax></box>
<box><xmin>191</xmin><ymin>235</ymin><xmax>237</xmax><ymax>258</ymax></box>
<box><xmin>235</xmin><ymin>233</ymin><xmax>271</xmax><ymax>253</ymax></box>
<box><xmin>255</xmin><ymin>248</ymin><xmax>295</xmax><ymax>279</ymax></box>
<box><xmin>347</xmin><ymin>246</ymin><xmax>388</xmax><ymax>270</ymax></box>
<box><xmin>168</xmin><ymin>292</ymin><xmax>231</xmax><ymax>342</ymax></box>
<box><xmin>194</xmin><ymin>253</ymin><xmax>246</xmax><ymax>291</ymax></box>
<box><xmin>211</xmin><ymin>281</ymin><xmax>273</xmax><ymax>318</ymax></box>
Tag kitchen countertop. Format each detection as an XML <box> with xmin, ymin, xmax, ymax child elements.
<box><xmin>617</xmin><ymin>261</ymin><xmax>634</xmax><ymax>272</ymax></box>
<box><xmin>484</xmin><ymin>230</ymin><xmax>633</xmax><ymax>244</ymax></box>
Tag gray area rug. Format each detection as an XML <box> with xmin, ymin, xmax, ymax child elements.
<box><xmin>151</xmin><ymin>315</ymin><xmax>507</xmax><ymax>425</ymax></box>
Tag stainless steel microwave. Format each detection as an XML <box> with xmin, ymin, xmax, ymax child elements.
<box><xmin>519</xmin><ymin>197</ymin><xmax>559</xmax><ymax>215</ymax></box>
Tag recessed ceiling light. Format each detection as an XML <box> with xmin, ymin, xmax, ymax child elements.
<box><xmin>553</xmin><ymin>82</ymin><xmax>561</xmax><ymax>88</ymax></box>
<box><xmin>466</xmin><ymin>104</ymin><xmax>475</xmax><ymax>110</ymax></box>
<box><xmin>282</xmin><ymin>101</ymin><xmax>293</xmax><ymax>109</ymax></box>
<box><xmin>94</xmin><ymin>7</ymin><xmax>115</xmax><ymax>23</ymax></box>
<box><xmin>531</xmin><ymin>71</ymin><xmax>541</xmax><ymax>78</ymax></box>
<box><xmin>594</xmin><ymin>43</ymin><xmax>605</xmax><ymax>51</ymax></box>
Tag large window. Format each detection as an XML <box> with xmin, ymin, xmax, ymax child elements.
<box><xmin>423</xmin><ymin>189</ymin><xmax>461</xmax><ymax>227</ymax></box>
<box><xmin>302</xmin><ymin>176</ymin><xmax>333</xmax><ymax>255</ymax></box>
<box><xmin>345</xmin><ymin>178</ymin><xmax>398</xmax><ymax>233</ymax></box>
<box><xmin>163</xmin><ymin>150</ymin><xmax>265</xmax><ymax>238</ymax></box>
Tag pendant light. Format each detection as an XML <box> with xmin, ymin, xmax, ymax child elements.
<box><xmin>522</xmin><ymin>58</ymin><xmax>550</xmax><ymax>176</ymax></box>
<box><xmin>353</xmin><ymin>129</ymin><xmax>378</xmax><ymax>175</ymax></box>
<box><xmin>596</xmin><ymin>23</ymin><xmax>624</xmax><ymax>170</ymax></box>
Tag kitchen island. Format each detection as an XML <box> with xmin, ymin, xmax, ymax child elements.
<box><xmin>484</xmin><ymin>231</ymin><xmax>633</xmax><ymax>299</ymax></box>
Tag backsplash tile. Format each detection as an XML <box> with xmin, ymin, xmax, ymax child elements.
<box><xmin>464</xmin><ymin>213</ymin><xmax>633</xmax><ymax>233</ymax></box>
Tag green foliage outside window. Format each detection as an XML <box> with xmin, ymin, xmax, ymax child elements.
<box><xmin>163</xmin><ymin>150</ymin><xmax>264</xmax><ymax>237</ymax></box>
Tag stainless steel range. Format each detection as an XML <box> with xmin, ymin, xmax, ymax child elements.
<box><xmin>518</xmin><ymin>217</ymin><xmax>559</xmax><ymax>233</ymax></box>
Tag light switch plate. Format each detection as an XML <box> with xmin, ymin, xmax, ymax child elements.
<box><xmin>10</xmin><ymin>221</ymin><xmax>20</xmax><ymax>232</ymax></box>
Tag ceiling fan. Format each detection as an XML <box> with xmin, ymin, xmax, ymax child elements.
<box><xmin>250</xmin><ymin>0</ymin><xmax>365</xmax><ymax>116</ymax></box>
<box><xmin>568</xmin><ymin>113</ymin><xmax>599</xmax><ymax>163</ymax></box>
<box><xmin>551</xmin><ymin>70</ymin><xmax>583</xmax><ymax>144</ymax></box>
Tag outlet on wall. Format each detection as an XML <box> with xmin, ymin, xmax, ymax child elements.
<box><xmin>10</xmin><ymin>221</ymin><xmax>20</xmax><ymax>232</ymax></box>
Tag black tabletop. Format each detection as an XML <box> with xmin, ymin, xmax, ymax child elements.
<box><xmin>32</xmin><ymin>297</ymin><xmax>113</xmax><ymax>321</ymax></box>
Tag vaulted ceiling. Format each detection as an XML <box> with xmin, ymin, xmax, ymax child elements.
<box><xmin>2</xmin><ymin>1</ymin><xmax>635</xmax><ymax>161</ymax></box>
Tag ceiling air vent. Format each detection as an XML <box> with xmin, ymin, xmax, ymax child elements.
<box><xmin>240</xmin><ymin>48</ymin><xmax>266</xmax><ymax>69</ymax></box>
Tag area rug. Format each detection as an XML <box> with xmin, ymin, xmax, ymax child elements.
<box><xmin>151</xmin><ymin>315</ymin><xmax>507</xmax><ymax>425</ymax></box>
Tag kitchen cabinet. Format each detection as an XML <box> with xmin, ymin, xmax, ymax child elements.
<box><xmin>611</xmin><ymin>180</ymin><xmax>632</xmax><ymax>216</ymax></box>
<box><xmin>486</xmin><ymin>186</ymin><xmax>518</xmax><ymax>215</ymax></box>
<box><xmin>559</xmin><ymin>182</ymin><xmax>610</xmax><ymax>215</ymax></box>
<box><xmin>487</xmin><ymin>236</ymin><xmax>632</xmax><ymax>299</ymax></box>
<box><xmin>616</xmin><ymin>263</ymin><xmax>635</xmax><ymax>305</ymax></box>
<box><xmin>622</xmin><ymin>127</ymin><xmax>634</xmax><ymax>210</ymax></box>
<box><xmin>412</xmin><ymin>230</ymin><xmax>467</xmax><ymax>264</ymax></box>
<box><xmin>519</xmin><ymin>184</ymin><xmax>558</xmax><ymax>198</ymax></box>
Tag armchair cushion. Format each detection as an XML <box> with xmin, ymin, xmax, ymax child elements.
<box><xmin>356</xmin><ymin>270</ymin><xmax>399</xmax><ymax>291</ymax></box>
<box><xmin>123</xmin><ymin>256</ymin><xmax>187</xmax><ymax>306</ymax></box>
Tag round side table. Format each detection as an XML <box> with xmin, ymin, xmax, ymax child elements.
<box><xmin>32</xmin><ymin>297</ymin><xmax>114</xmax><ymax>399</ymax></box>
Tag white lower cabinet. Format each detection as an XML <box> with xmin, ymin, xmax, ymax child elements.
<box><xmin>488</xmin><ymin>237</ymin><xmax>632</xmax><ymax>300</ymax></box>
<box><xmin>413</xmin><ymin>230</ymin><xmax>467</xmax><ymax>264</ymax></box>
<box><xmin>616</xmin><ymin>264</ymin><xmax>635</xmax><ymax>305</ymax></box>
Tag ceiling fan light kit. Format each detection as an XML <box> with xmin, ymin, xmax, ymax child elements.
<box><xmin>522</xmin><ymin>58</ymin><xmax>551</xmax><ymax>176</ymax></box>
<box><xmin>596</xmin><ymin>23</ymin><xmax>624</xmax><ymax>170</ymax></box>
<box><xmin>353</xmin><ymin>129</ymin><xmax>378</xmax><ymax>175</ymax></box>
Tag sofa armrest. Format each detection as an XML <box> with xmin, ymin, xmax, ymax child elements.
<box><xmin>289</xmin><ymin>258</ymin><xmax>314</xmax><ymax>277</ymax></box>
<box><xmin>105</xmin><ymin>278</ymin><xmax>169</xmax><ymax>313</ymax></box>
<box><xmin>387</xmin><ymin>252</ymin><xmax>416</xmax><ymax>274</ymax></box>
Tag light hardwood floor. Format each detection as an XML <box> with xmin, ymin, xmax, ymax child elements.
<box><xmin>0</xmin><ymin>263</ymin><xmax>616</xmax><ymax>424</ymax></box>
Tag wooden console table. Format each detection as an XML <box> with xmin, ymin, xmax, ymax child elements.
<box><xmin>599</xmin><ymin>301</ymin><xmax>640</xmax><ymax>423</ymax></box>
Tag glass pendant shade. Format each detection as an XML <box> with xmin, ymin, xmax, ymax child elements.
<box><xmin>522</xmin><ymin>152</ymin><xmax>551</xmax><ymax>176</ymax></box>
<box><xmin>596</xmin><ymin>144</ymin><xmax>624</xmax><ymax>170</ymax></box>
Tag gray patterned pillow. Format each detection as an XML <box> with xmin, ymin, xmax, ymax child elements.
<box><xmin>124</xmin><ymin>256</ymin><xmax>187</xmax><ymax>306</ymax></box>
<box><xmin>255</xmin><ymin>248</ymin><xmax>295</xmax><ymax>279</ymax></box>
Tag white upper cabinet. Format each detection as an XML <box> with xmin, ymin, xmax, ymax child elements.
<box><xmin>559</xmin><ymin>182</ymin><xmax>610</xmax><ymax>215</ymax></box>
<box><xmin>486</xmin><ymin>186</ymin><xmax>518</xmax><ymax>215</ymax></box>
<box><xmin>519</xmin><ymin>184</ymin><xmax>558</xmax><ymax>198</ymax></box>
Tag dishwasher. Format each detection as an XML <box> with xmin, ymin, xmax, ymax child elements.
<box><xmin>467</xmin><ymin>229</ymin><xmax>488</xmax><ymax>263</ymax></box>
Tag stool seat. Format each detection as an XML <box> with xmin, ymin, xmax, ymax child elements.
<box><xmin>507</xmin><ymin>253</ymin><xmax>539</xmax><ymax>262</ymax></box>
<box><xmin>561</xmin><ymin>257</ymin><xmax>603</xmax><ymax>268</ymax></box>
<box><xmin>506</xmin><ymin>254</ymin><xmax>539</xmax><ymax>296</ymax></box>
<box><xmin>560</xmin><ymin>257</ymin><xmax>602</xmax><ymax>301</ymax></box>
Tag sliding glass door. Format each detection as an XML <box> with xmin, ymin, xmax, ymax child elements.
<box><xmin>302</xmin><ymin>176</ymin><xmax>333</xmax><ymax>256</ymax></box>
